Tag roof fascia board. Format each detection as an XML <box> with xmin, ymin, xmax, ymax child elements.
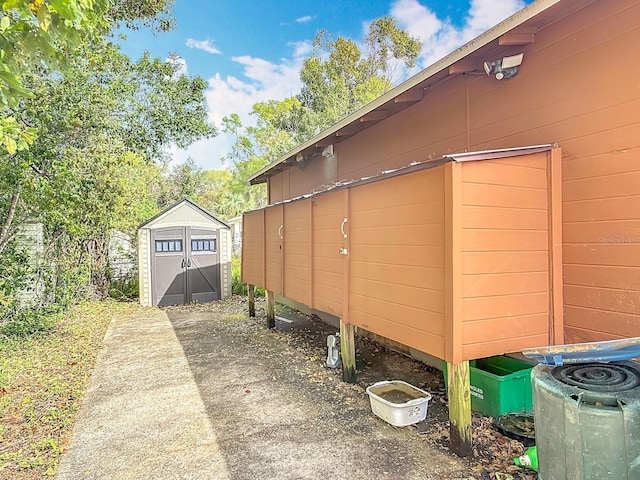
<box><xmin>248</xmin><ymin>0</ymin><xmax>562</xmax><ymax>184</ymax></box>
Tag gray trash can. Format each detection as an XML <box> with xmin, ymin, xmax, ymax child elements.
<box><xmin>524</xmin><ymin>339</ymin><xmax>640</xmax><ymax>480</ymax></box>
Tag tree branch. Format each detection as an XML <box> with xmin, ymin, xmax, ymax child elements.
<box><xmin>0</xmin><ymin>188</ymin><xmax>21</xmax><ymax>255</ymax></box>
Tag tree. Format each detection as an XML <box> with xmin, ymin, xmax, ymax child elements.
<box><xmin>0</xmin><ymin>38</ymin><xmax>214</xmax><ymax>301</ymax></box>
<box><xmin>0</xmin><ymin>0</ymin><xmax>175</xmax><ymax>109</ymax></box>
<box><xmin>155</xmin><ymin>158</ymin><xmax>205</xmax><ymax>209</ymax></box>
<box><xmin>117</xmin><ymin>52</ymin><xmax>215</xmax><ymax>161</ymax></box>
<box><xmin>218</xmin><ymin>16</ymin><xmax>421</xmax><ymax>216</ymax></box>
<box><xmin>0</xmin><ymin>0</ymin><xmax>176</xmax><ymax>155</ymax></box>
<box><xmin>299</xmin><ymin>16</ymin><xmax>421</xmax><ymax>127</ymax></box>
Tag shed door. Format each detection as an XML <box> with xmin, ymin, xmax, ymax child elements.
<box><xmin>151</xmin><ymin>226</ymin><xmax>221</xmax><ymax>306</ymax></box>
<box><xmin>152</xmin><ymin>227</ymin><xmax>187</xmax><ymax>306</ymax></box>
<box><xmin>188</xmin><ymin>228</ymin><xmax>220</xmax><ymax>303</ymax></box>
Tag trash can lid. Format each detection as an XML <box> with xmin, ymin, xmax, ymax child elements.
<box><xmin>522</xmin><ymin>337</ymin><xmax>640</xmax><ymax>366</ymax></box>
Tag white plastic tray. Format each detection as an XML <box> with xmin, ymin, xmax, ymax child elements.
<box><xmin>366</xmin><ymin>380</ymin><xmax>431</xmax><ymax>427</ymax></box>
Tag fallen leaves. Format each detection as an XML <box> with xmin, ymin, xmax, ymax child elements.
<box><xmin>0</xmin><ymin>301</ymin><xmax>141</xmax><ymax>479</ymax></box>
<box><xmin>168</xmin><ymin>297</ymin><xmax>539</xmax><ymax>479</ymax></box>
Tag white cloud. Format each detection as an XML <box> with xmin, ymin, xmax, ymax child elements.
<box><xmin>172</xmin><ymin>1</ymin><xmax>526</xmax><ymax>170</ymax></box>
<box><xmin>166</xmin><ymin>54</ymin><xmax>188</xmax><ymax>77</ymax></box>
<box><xmin>166</xmin><ymin>137</ymin><xmax>230</xmax><ymax>170</ymax></box>
<box><xmin>205</xmin><ymin>56</ymin><xmax>302</xmax><ymax>129</ymax></box>
<box><xmin>295</xmin><ymin>15</ymin><xmax>313</xmax><ymax>24</ymax></box>
<box><xmin>290</xmin><ymin>40</ymin><xmax>313</xmax><ymax>58</ymax></box>
<box><xmin>391</xmin><ymin>0</ymin><xmax>525</xmax><ymax>69</ymax></box>
<box><xmin>464</xmin><ymin>0</ymin><xmax>526</xmax><ymax>37</ymax></box>
<box><xmin>180</xmin><ymin>44</ymin><xmax>310</xmax><ymax>170</ymax></box>
<box><xmin>186</xmin><ymin>38</ymin><xmax>222</xmax><ymax>55</ymax></box>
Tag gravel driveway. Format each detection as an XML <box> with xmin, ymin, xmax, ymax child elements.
<box><xmin>56</xmin><ymin>297</ymin><xmax>486</xmax><ymax>479</ymax></box>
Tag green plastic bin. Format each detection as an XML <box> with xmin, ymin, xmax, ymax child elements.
<box><xmin>443</xmin><ymin>356</ymin><xmax>534</xmax><ymax>417</ymax></box>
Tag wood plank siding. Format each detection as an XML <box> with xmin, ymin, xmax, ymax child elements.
<box><xmin>562</xmin><ymin>150</ymin><xmax>640</xmax><ymax>342</ymax></box>
<box><xmin>459</xmin><ymin>154</ymin><xmax>551</xmax><ymax>359</ymax></box>
<box><xmin>240</xmin><ymin>209</ymin><xmax>265</xmax><ymax>287</ymax></box>
<box><xmin>348</xmin><ymin>169</ymin><xmax>447</xmax><ymax>359</ymax></box>
<box><xmin>258</xmin><ymin>0</ymin><xmax>640</xmax><ymax>346</ymax></box>
<box><xmin>311</xmin><ymin>191</ymin><xmax>345</xmax><ymax>316</ymax></box>
<box><xmin>242</xmin><ymin>149</ymin><xmax>558</xmax><ymax>363</ymax></box>
<box><xmin>283</xmin><ymin>200</ymin><xmax>311</xmax><ymax>305</ymax></box>
<box><xmin>264</xmin><ymin>205</ymin><xmax>283</xmax><ymax>294</ymax></box>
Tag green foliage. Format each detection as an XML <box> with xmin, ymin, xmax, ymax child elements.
<box><xmin>0</xmin><ymin>0</ymin><xmax>111</xmax><ymax>153</ymax></box>
<box><xmin>118</xmin><ymin>52</ymin><xmax>216</xmax><ymax>161</ymax></box>
<box><xmin>218</xmin><ymin>16</ymin><xmax>421</xmax><ymax>217</ymax></box>
<box><xmin>231</xmin><ymin>255</ymin><xmax>264</xmax><ymax>297</ymax></box>
<box><xmin>0</xmin><ymin>116</ymin><xmax>37</xmax><ymax>154</ymax></box>
<box><xmin>108</xmin><ymin>276</ymin><xmax>139</xmax><ymax>301</ymax></box>
<box><xmin>40</xmin><ymin>232</ymin><xmax>94</xmax><ymax>306</ymax></box>
<box><xmin>299</xmin><ymin>17</ymin><xmax>421</xmax><ymax>127</ymax></box>
<box><xmin>0</xmin><ymin>31</ymin><xmax>215</xmax><ymax>301</ymax></box>
<box><xmin>0</xmin><ymin>304</ymin><xmax>62</xmax><ymax>337</ymax></box>
<box><xmin>0</xmin><ymin>0</ymin><xmax>180</xmax><ymax>154</ymax></box>
<box><xmin>0</xmin><ymin>0</ymin><xmax>110</xmax><ymax>109</ymax></box>
<box><xmin>155</xmin><ymin>158</ymin><xmax>206</xmax><ymax>209</ymax></box>
<box><xmin>108</xmin><ymin>0</ymin><xmax>175</xmax><ymax>32</ymax></box>
<box><xmin>0</xmin><ymin>240</ymin><xmax>32</xmax><ymax>320</ymax></box>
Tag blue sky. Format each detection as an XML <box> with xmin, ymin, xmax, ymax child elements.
<box><xmin>118</xmin><ymin>0</ymin><xmax>528</xmax><ymax>170</ymax></box>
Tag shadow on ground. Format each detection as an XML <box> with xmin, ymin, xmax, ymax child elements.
<box><xmin>165</xmin><ymin>297</ymin><xmax>470</xmax><ymax>480</ymax></box>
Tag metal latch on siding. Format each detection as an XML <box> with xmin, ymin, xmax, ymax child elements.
<box><xmin>340</xmin><ymin>218</ymin><xmax>348</xmax><ymax>255</ymax></box>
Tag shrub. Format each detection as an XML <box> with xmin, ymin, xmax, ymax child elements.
<box><xmin>108</xmin><ymin>275</ymin><xmax>139</xmax><ymax>301</ymax></box>
<box><xmin>0</xmin><ymin>304</ymin><xmax>63</xmax><ymax>337</ymax></box>
<box><xmin>231</xmin><ymin>255</ymin><xmax>264</xmax><ymax>297</ymax></box>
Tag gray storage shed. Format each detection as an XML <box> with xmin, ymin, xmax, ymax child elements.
<box><xmin>138</xmin><ymin>199</ymin><xmax>232</xmax><ymax>306</ymax></box>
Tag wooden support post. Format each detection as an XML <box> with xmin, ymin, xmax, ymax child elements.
<box><xmin>340</xmin><ymin>319</ymin><xmax>356</xmax><ymax>383</ymax></box>
<box><xmin>248</xmin><ymin>284</ymin><xmax>255</xmax><ymax>317</ymax></box>
<box><xmin>447</xmin><ymin>360</ymin><xmax>472</xmax><ymax>457</ymax></box>
<box><xmin>265</xmin><ymin>290</ymin><xmax>275</xmax><ymax>329</ymax></box>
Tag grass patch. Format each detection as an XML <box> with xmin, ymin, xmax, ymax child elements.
<box><xmin>0</xmin><ymin>301</ymin><xmax>142</xmax><ymax>479</ymax></box>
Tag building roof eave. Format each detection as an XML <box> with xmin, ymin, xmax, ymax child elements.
<box><xmin>247</xmin><ymin>0</ymin><xmax>564</xmax><ymax>185</ymax></box>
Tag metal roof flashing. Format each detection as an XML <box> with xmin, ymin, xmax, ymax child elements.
<box><xmin>242</xmin><ymin>145</ymin><xmax>554</xmax><ymax>215</ymax></box>
<box><xmin>445</xmin><ymin>144</ymin><xmax>553</xmax><ymax>162</ymax></box>
<box><xmin>247</xmin><ymin>0</ymin><xmax>564</xmax><ymax>185</ymax></box>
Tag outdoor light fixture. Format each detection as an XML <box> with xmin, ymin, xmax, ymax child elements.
<box><xmin>295</xmin><ymin>152</ymin><xmax>304</xmax><ymax>163</ymax></box>
<box><xmin>321</xmin><ymin>144</ymin><xmax>334</xmax><ymax>158</ymax></box>
<box><xmin>483</xmin><ymin>53</ymin><xmax>524</xmax><ymax>80</ymax></box>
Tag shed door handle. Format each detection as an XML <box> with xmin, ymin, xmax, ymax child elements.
<box><xmin>187</xmin><ymin>258</ymin><xmax>191</xmax><ymax>268</ymax></box>
<box><xmin>278</xmin><ymin>225</ymin><xmax>283</xmax><ymax>239</ymax></box>
<box><xmin>181</xmin><ymin>258</ymin><xmax>185</xmax><ymax>269</ymax></box>
<box><xmin>340</xmin><ymin>218</ymin><xmax>348</xmax><ymax>238</ymax></box>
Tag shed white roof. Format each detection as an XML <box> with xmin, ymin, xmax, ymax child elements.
<box><xmin>139</xmin><ymin>198</ymin><xmax>230</xmax><ymax>230</ymax></box>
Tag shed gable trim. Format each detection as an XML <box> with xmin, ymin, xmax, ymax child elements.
<box><xmin>139</xmin><ymin>198</ymin><xmax>230</xmax><ymax>230</ymax></box>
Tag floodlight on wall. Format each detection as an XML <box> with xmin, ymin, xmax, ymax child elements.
<box><xmin>295</xmin><ymin>152</ymin><xmax>304</xmax><ymax>163</ymax></box>
<box><xmin>322</xmin><ymin>144</ymin><xmax>334</xmax><ymax>158</ymax></box>
<box><xmin>483</xmin><ymin>53</ymin><xmax>524</xmax><ymax>80</ymax></box>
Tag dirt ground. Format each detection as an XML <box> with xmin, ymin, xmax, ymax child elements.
<box><xmin>166</xmin><ymin>297</ymin><xmax>537</xmax><ymax>480</ymax></box>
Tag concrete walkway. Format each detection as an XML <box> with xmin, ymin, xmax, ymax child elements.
<box><xmin>57</xmin><ymin>304</ymin><xmax>468</xmax><ymax>479</ymax></box>
<box><xmin>56</xmin><ymin>309</ymin><xmax>231</xmax><ymax>479</ymax></box>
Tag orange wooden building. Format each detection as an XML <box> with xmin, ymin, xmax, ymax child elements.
<box><xmin>243</xmin><ymin>146</ymin><xmax>563</xmax><ymax>365</ymax></box>
<box><xmin>241</xmin><ymin>0</ymin><xmax>640</xmax><ymax>453</ymax></box>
